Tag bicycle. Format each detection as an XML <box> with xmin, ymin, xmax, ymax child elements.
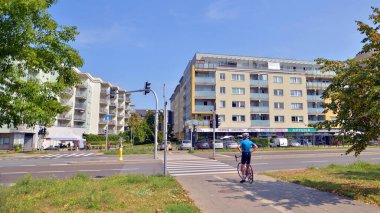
<box><xmin>235</xmin><ymin>153</ymin><xmax>254</xmax><ymax>184</ymax></box>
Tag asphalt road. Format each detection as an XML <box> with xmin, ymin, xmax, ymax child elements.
<box><xmin>192</xmin><ymin>148</ymin><xmax>380</xmax><ymax>172</ymax></box>
<box><xmin>1</xmin><ymin>148</ymin><xmax>379</xmax><ymax>185</ymax></box>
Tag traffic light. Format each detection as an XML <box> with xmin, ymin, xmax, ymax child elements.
<box><xmin>216</xmin><ymin>114</ymin><xmax>221</xmax><ymax>128</ymax></box>
<box><xmin>209</xmin><ymin>119</ymin><xmax>213</xmax><ymax>128</ymax></box>
<box><xmin>144</xmin><ymin>81</ymin><xmax>151</xmax><ymax>95</ymax></box>
<box><xmin>104</xmin><ymin>129</ymin><xmax>107</xmax><ymax>134</ymax></box>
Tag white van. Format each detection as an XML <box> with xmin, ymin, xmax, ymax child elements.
<box><xmin>270</xmin><ymin>138</ymin><xmax>288</xmax><ymax>147</ymax></box>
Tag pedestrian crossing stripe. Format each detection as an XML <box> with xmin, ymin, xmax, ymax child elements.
<box><xmin>39</xmin><ymin>153</ymin><xmax>95</xmax><ymax>158</ymax></box>
<box><xmin>167</xmin><ymin>159</ymin><xmax>236</xmax><ymax>177</ymax></box>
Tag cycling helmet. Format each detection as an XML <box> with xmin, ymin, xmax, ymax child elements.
<box><xmin>242</xmin><ymin>132</ymin><xmax>250</xmax><ymax>139</ymax></box>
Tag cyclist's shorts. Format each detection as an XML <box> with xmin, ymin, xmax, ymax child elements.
<box><xmin>241</xmin><ymin>152</ymin><xmax>251</xmax><ymax>164</ymax></box>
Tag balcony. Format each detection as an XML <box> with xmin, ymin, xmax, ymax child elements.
<box><xmin>62</xmin><ymin>88</ymin><xmax>73</xmax><ymax>95</ymax></box>
<box><xmin>308</xmin><ymin>107</ymin><xmax>325</xmax><ymax>114</ymax></box>
<box><xmin>195</xmin><ymin>91</ymin><xmax>216</xmax><ymax>99</ymax></box>
<box><xmin>250</xmin><ymin>107</ymin><xmax>269</xmax><ymax>113</ymax></box>
<box><xmin>73</xmin><ymin>124</ymin><xmax>85</xmax><ymax>128</ymax></box>
<box><xmin>74</xmin><ymin>103</ymin><xmax>86</xmax><ymax>110</ymax></box>
<box><xmin>99</xmin><ymin>120</ymin><xmax>107</xmax><ymax>124</ymax></box>
<box><xmin>250</xmin><ymin>93</ymin><xmax>269</xmax><ymax>100</ymax></box>
<box><xmin>77</xmin><ymin>83</ymin><xmax>88</xmax><ymax>88</ymax></box>
<box><xmin>308</xmin><ymin>120</ymin><xmax>326</xmax><ymax>125</ymax></box>
<box><xmin>100</xmin><ymin>88</ymin><xmax>109</xmax><ymax>95</ymax></box>
<box><xmin>306</xmin><ymin>82</ymin><xmax>331</xmax><ymax>89</ymax></box>
<box><xmin>251</xmin><ymin>120</ymin><xmax>270</xmax><ymax>127</ymax></box>
<box><xmin>125</xmin><ymin>97</ymin><xmax>131</xmax><ymax>102</ymax></box>
<box><xmin>109</xmin><ymin>102</ymin><xmax>116</xmax><ymax>107</ymax></box>
<box><xmin>73</xmin><ymin>115</ymin><xmax>86</xmax><ymax>121</ymax></box>
<box><xmin>196</xmin><ymin>120</ymin><xmax>210</xmax><ymax>127</ymax></box>
<box><xmin>56</xmin><ymin>123</ymin><xmax>71</xmax><ymax>127</ymax></box>
<box><xmin>99</xmin><ymin>108</ymin><xmax>108</xmax><ymax>114</ymax></box>
<box><xmin>125</xmin><ymin>114</ymin><xmax>131</xmax><ymax>119</ymax></box>
<box><xmin>194</xmin><ymin>105</ymin><xmax>214</xmax><ymax>112</ymax></box>
<box><xmin>61</xmin><ymin>101</ymin><xmax>72</xmax><ymax>108</ymax></box>
<box><xmin>118</xmin><ymin>96</ymin><xmax>124</xmax><ymax>101</ymax></box>
<box><xmin>99</xmin><ymin>98</ymin><xmax>108</xmax><ymax>105</ymax></box>
<box><xmin>108</xmin><ymin>121</ymin><xmax>116</xmax><ymax>125</ymax></box>
<box><xmin>109</xmin><ymin>110</ymin><xmax>116</xmax><ymax>115</ymax></box>
<box><xmin>75</xmin><ymin>91</ymin><xmax>87</xmax><ymax>99</ymax></box>
<box><xmin>118</xmin><ymin>104</ymin><xmax>124</xmax><ymax>109</ymax></box>
<box><xmin>250</xmin><ymin>80</ymin><xmax>268</xmax><ymax>87</ymax></box>
<box><xmin>117</xmin><ymin>122</ymin><xmax>123</xmax><ymax>126</ymax></box>
<box><xmin>307</xmin><ymin>95</ymin><xmax>323</xmax><ymax>101</ymax></box>
<box><xmin>195</xmin><ymin>76</ymin><xmax>215</xmax><ymax>84</ymax></box>
<box><xmin>117</xmin><ymin>113</ymin><xmax>124</xmax><ymax>117</ymax></box>
<box><xmin>305</xmin><ymin>70</ymin><xmax>335</xmax><ymax>77</ymax></box>
<box><xmin>57</xmin><ymin>114</ymin><xmax>72</xmax><ymax>120</ymax></box>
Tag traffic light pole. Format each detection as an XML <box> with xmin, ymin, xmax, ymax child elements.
<box><xmin>212</xmin><ymin>106</ymin><xmax>216</xmax><ymax>160</ymax></box>
<box><xmin>125</xmin><ymin>88</ymin><xmax>159</xmax><ymax>160</ymax></box>
<box><xmin>105</xmin><ymin>121</ymin><xmax>109</xmax><ymax>151</ymax></box>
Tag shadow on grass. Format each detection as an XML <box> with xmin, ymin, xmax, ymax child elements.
<box><xmin>334</xmin><ymin>170</ymin><xmax>380</xmax><ymax>181</ymax></box>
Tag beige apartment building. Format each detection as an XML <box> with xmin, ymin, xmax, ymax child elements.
<box><xmin>170</xmin><ymin>53</ymin><xmax>337</xmax><ymax>144</ymax></box>
<box><xmin>0</xmin><ymin>68</ymin><xmax>134</xmax><ymax>150</ymax></box>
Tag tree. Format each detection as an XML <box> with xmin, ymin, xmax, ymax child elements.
<box><xmin>0</xmin><ymin>0</ymin><xmax>83</xmax><ymax>128</ymax></box>
<box><xmin>127</xmin><ymin>113</ymin><xmax>146</xmax><ymax>145</ymax></box>
<box><xmin>315</xmin><ymin>7</ymin><xmax>380</xmax><ymax>156</ymax></box>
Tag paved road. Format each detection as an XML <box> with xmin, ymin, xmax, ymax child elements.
<box><xmin>0</xmin><ymin>152</ymin><xmax>162</xmax><ymax>185</ymax></box>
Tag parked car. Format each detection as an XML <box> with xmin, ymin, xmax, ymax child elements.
<box><xmin>225</xmin><ymin>141</ymin><xmax>239</xmax><ymax>149</ymax></box>
<box><xmin>209</xmin><ymin>140</ymin><xmax>224</xmax><ymax>149</ymax></box>
<box><xmin>195</xmin><ymin>141</ymin><xmax>210</xmax><ymax>149</ymax></box>
<box><xmin>289</xmin><ymin>140</ymin><xmax>301</xmax><ymax>147</ymax></box>
<box><xmin>270</xmin><ymin>138</ymin><xmax>288</xmax><ymax>147</ymax></box>
<box><xmin>178</xmin><ymin>140</ymin><xmax>192</xmax><ymax>150</ymax></box>
<box><xmin>159</xmin><ymin>141</ymin><xmax>172</xmax><ymax>150</ymax></box>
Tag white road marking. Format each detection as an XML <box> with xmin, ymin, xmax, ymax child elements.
<box><xmin>111</xmin><ymin>168</ymin><xmax>139</xmax><ymax>171</ymax></box>
<box><xmin>167</xmin><ymin>159</ymin><xmax>236</xmax><ymax>176</ymax></box>
<box><xmin>49</xmin><ymin>164</ymin><xmax>69</xmax><ymax>166</ymax></box>
<box><xmin>253</xmin><ymin>163</ymin><xmax>269</xmax><ymax>165</ymax></box>
<box><xmin>301</xmin><ymin>160</ymin><xmax>328</xmax><ymax>163</ymax></box>
<box><xmin>34</xmin><ymin>171</ymin><xmax>65</xmax><ymax>173</ymax></box>
<box><xmin>21</xmin><ymin>165</ymin><xmax>36</xmax><ymax>167</ymax></box>
<box><xmin>173</xmin><ymin>171</ymin><xmax>236</xmax><ymax>176</ymax></box>
<box><xmin>1</xmin><ymin>172</ymin><xmax>28</xmax><ymax>175</ymax></box>
<box><xmin>78</xmin><ymin>170</ymin><xmax>100</xmax><ymax>172</ymax></box>
<box><xmin>371</xmin><ymin>158</ymin><xmax>380</xmax><ymax>160</ymax></box>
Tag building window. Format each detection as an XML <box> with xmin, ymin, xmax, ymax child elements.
<box><xmin>290</xmin><ymin>90</ymin><xmax>303</xmax><ymax>97</ymax></box>
<box><xmin>203</xmin><ymin>101</ymin><xmax>208</xmax><ymax>105</ymax></box>
<box><xmin>232</xmin><ymin>74</ymin><xmax>245</xmax><ymax>81</ymax></box>
<box><xmin>291</xmin><ymin>103</ymin><xmax>303</xmax><ymax>110</ymax></box>
<box><xmin>232</xmin><ymin>115</ymin><xmax>245</xmax><ymax>122</ymax></box>
<box><xmin>274</xmin><ymin>116</ymin><xmax>285</xmax><ymax>122</ymax></box>
<box><xmin>273</xmin><ymin>76</ymin><xmax>283</xmax><ymax>83</ymax></box>
<box><xmin>273</xmin><ymin>89</ymin><xmax>283</xmax><ymax>96</ymax></box>
<box><xmin>232</xmin><ymin>101</ymin><xmax>245</xmax><ymax>108</ymax></box>
<box><xmin>220</xmin><ymin>100</ymin><xmax>226</xmax><ymax>108</ymax></box>
<box><xmin>290</xmin><ymin>77</ymin><xmax>302</xmax><ymax>84</ymax></box>
<box><xmin>220</xmin><ymin>87</ymin><xmax>226</xmax><ymax>94</ymax></box>
<box><xmin>232</xmin><ymin>88</ymin><xmax>245</xmax><ymax>95</ymax></box>
<box><xmin>219</xmin><ymin>114</ymin><xmax>225</xmax><ymax>122</ymax></box>
<box><xmin>220</xmin><ymin>73</ymin><xmax>225</xmax><ymax>81</ymax></box>
<box><xmin>291</xmin><ymin>116</ymin><xmax>304</xmax><ymax>122</ymax></box>
<box><xmin>274</xmin><ymin>102</ymin><xmax>284</xmax><ymax>109</ymax></box>
<box><xmin>251</xmin><ymin>114</ymin><xmax>270</xmax><ymax>120</ymax></box>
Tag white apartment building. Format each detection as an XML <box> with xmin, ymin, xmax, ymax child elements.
<box><xmin>0</xmin><ymin>68</ymin><xmax>133</xmax><ymax>150</ymax></box>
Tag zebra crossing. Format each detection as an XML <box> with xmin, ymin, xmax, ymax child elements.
<box><xmin>167</xmin><ymin>159</ymin><xmax>236</xmax><ymax>176</ymax></box>
<box><xmin>38</xmin><ymin>153</ymin><xmax>95</xmax><ymax>159</ymax></box>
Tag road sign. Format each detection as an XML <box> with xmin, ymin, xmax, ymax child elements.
<box><xmin>104</xmin><ymin>114</ymin><xmax>111</xmax><ymax>121</ymax></box>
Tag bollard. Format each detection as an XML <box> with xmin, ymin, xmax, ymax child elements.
<box><xmin>118</xmin><ymin>143</ymin><xmax>123</xmax><ymax>161</ymax></box>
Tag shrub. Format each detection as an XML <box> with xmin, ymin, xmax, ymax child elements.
<box><xmin>13</xmin><ymin>144</ymin><xmax>22</xmax><ymax>152</ymax></box>
<box><xmin>251</xmin><ymin>138</ymin><xmax>270</xmax><ymax>147</ymax></box>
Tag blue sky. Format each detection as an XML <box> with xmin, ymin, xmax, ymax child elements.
<box><xmin>49</xmin><ymin>0</ymin><xmax>379</xmax><ymax>109</ymax></box>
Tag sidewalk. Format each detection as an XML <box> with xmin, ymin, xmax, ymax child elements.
<box><xmin>176</xmin><ymin>173</ymin><xmax>379</xmax><ymax>213</ymax></box>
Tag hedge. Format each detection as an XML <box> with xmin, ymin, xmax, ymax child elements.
<box><xmin>251</xmin><ymin>137</ymin><xmax>270</xmax><ymax>147</ymax></box>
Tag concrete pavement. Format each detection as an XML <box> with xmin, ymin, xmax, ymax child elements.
<box><xmin>176</xmin><ymin>170</ymin><xmax>379</xmax><ymax>213</ymax></box>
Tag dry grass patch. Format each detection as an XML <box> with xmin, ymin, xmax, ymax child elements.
<box><xmin>264</xmin><ymin>161</ymin><xmax>380</xmax><ymax>206</ymax></box>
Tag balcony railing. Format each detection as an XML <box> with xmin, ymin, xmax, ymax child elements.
<box><xmin>307</xmin><ymin>95</ymin><xmax>323</xmax><ymax>101</ymax></box>
<box><xmin>108</xmin><ymin>121</ymin><xmax>116</xmax><ymax>125</ymax></box>
<box><xmin>73</xmin><ymin>124</ymin><xmax>85</xmax><ymax>128</ymax></box>
<box><xmin>117</xmin><ymin>113</ymin><xmax>124</xmax><ymax>117</ymax></box>
<box><xmin>99</xmin><ymin>108</ymin><xmax>108</xmax><ymax>114</ymax></box>
<box><xmin>77</xmin><ymin>83</ymin><xmax>88</xmax><ymax>88</ymax></box>
<box><xmin>305</xmin><ymin>70</ymin><xmax>335</xmax><ymax>77</ymax></box>
<box><xmin>109</xmin><ymin>111</ymin><xmax>116</xmax><ymax>115</ymax></box>
<box><xmin>306</xmin><ymin>82</ymin><xmax>331</xmax><ymax>89</ymax></box>
<box><xmin>75</xmin><ymin>91</ymin><xmax>87</xmax><ymax>99</ymax></box>
<box><xmin>73</xmin><ymin>115</ymin><xmax>86</xmax><ymax>121</ymax></box>
<box><xmin>56</xmin><ymin>123</ymin><xmax>72</xmax><ymax>127</ymax></box>
<box><xmin>308</xmin><ymin>120</ymin><xmax>326</xmax><ymax>124</ymax></box>
<box><xmin>109</xmin><ymin>102</ymin><xmax>116</xmax><ymax>107</ymax></box>
<box><xmin>62</xmin><ymin>88</ymin><xmax>73</xmax><ymax>95</ymax></box>
<box><xmin>125</xmin><ymin>97</ymin><xmax>131</xmax><ymax>102</ymax></box>
<box><xmin>250</xmin><ymin>80</ymin><xmax>268</xmax><ymax>87</ymax></box>
<box><xmin>100</xmin><ymin>88</ymin><xmax>109</xmax><ymax>95</ymax></box>
<box><xmin>195</xmin><ymin>76</ymin><xmax>216</xmax><ymax>84</ymax></box>
<box><xmin>99</xmin><ymin>120</ymin><xmax>107</xmax><ymax>124</ymax></box>
<box><xmin>195</xmin><ymin>91</ymin><xmax>216</xmax><ymax>99</ymax></box>
<box><xmin>117</xmin><ymin>122</ymin><xmax>123</xmax><ymax>126</ymax></box>
<box><xmin>74</xmin><ymin>103</ymin><xmax>86</xmax><ymax>109</ymax></box>
<box><xmin>250</xmin><ymin>120</ymin><xmax>270</xmax><ymax>127</ymax></box>
<box><xmin>250</xmin><ymin>93</ymin><xmax>269</xmax><ymax>100</ymax></box>
<box><xmin>250</xmin><ymin>107</ymin><xmax>269</xmax><ymax>113</ymax></box>
<box><xmin>308</xmin><ymin>107</ymin><xmax>325</xmax><ymax>114</ymax></box>
<box><xmin>194</xmin><ymin>105</ymin><xmax>214</xmax><ymax>112</ymax></box>
<box><xmin>57</xmin><ymin>114</ymin><xmax>72</xmax><ymax>120</ymax></box>
<box><xmin>196</xmin><ymin>120</ymin><xmax>210</xmax><ymax>127</ymax></box>
<box><xmin>99</xmin><ymin>99</ymin><xmax>108</xmax><ymax>105</ymax></box>
<box><xmin>61</xmin><ymin>101</ymin><xmax>73</xmax><ymax>107</ymax></box>
<box><xmin>125</xmin><ymin>114</ymin><xmax>131</xmax><ymax>119</ymax></box>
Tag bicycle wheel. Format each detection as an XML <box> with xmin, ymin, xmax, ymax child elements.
<box><xmin>247</xmin><ymin>165</ymin><xmax>254</xmax><ymax>184</ymax></box>
<box><xmin>237</xmin><ymin>162</ymin><xmax>243</xmax><ymax>179</ymax></box>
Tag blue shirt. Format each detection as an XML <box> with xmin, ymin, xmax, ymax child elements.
<box><xmin>240</xmin><ymin>139</ymin><xmax>255</xmax><ymax>153</ymax></box>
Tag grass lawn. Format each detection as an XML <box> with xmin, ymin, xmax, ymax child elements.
<box><xmin>0</xmin><ymin>174</ymin><xmax>199</xmax><ymax>213</ymax></box>
<box><xmin>264</xmin><ymin>161</ymin><xmax>380</xmax><ymax>206</ymax></box>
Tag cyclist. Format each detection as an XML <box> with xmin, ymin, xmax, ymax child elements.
<box><xmin>237</xmin><ymin>132</ymin><xmax>258</xmax><ymax>183</ymax></box>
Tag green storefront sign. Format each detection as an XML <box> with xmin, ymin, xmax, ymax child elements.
<box><xmin>288</xmin><ymin>128</ymin><xmax>317</xmax><ymax>133</ymax></box>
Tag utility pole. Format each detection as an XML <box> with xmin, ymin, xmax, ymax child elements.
<box><xmin>163</xmin><ymin>84</ymin><xmax>168</xmax><ymax>175</ymax></box>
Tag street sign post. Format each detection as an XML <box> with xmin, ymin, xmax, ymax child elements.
<box><xmin>104</xmin><ymin>114</ymin><xmax>111</xmax><ymax>151</ymax></box>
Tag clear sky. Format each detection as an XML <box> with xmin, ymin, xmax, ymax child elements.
<box><xmin>49</xmin><ymin>0</ymin><xmax>379</xmax><ymax>109</ymax></box>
